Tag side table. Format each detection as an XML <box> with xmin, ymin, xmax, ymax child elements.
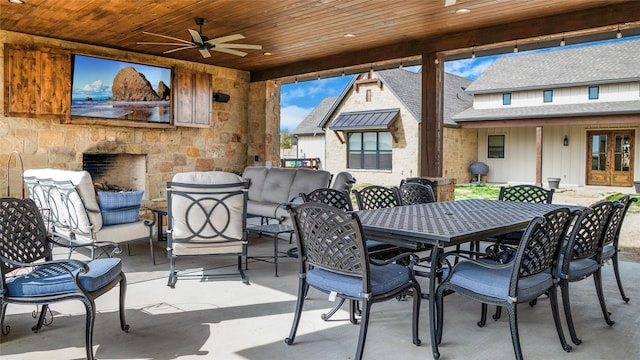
<box><xmin>151</xmin><ymin>207</ymin><xmax>168</xmax><ymax>242</ymax></box>
<box><xmin>246</xmin><ymin>223</ymin><xmax>294</xmax><ymax>276</ymax></box>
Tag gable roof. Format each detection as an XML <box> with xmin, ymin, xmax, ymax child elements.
<box><xmin>465</xmin><ymin>38</ymin><xmax>640</xmax><ymax>94</ymax></box>
<box><xmin>292</xmin><ymin>96</ymin><xmax>338</xmax><ymax>136</ymax></box>
<box><xmin>317</xmin><ymin>69</ymin><xmax>472</xmax><ymax>129</ymax></box>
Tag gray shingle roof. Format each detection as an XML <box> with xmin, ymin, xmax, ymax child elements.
<box><xmin>465</xmin><ymin>38</ymin><xmax>640</xmax><ymax>93</ymax></box>
<box><xmin>291</xmin><ymin>96</ymin><xmax>338</xmax><ymax>135</ymax></box>
<box><xmin>375</xmin><ymin>69</ymin><xmax>473</xmax><ymax>126</ymax></box>
<box><xmin>453</xmin><ymin>100</ymin><xmax>640</xmax><ymax>122</ymax></box>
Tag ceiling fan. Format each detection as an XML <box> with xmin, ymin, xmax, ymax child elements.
<box><xmin>137</xmin><ymin>18</ymin><xmax>262</xmax><ymax>58</ymax></box>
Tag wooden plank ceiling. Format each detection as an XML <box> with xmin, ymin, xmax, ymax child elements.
<box><xmin>1</xmin><ymin>0</ymin><xmax>639</xmax><ymax>82</ymax></box>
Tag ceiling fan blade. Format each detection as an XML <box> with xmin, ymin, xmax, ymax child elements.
<box><xmin>217</xmin><ymin>43</ymin><xmax>262</xmax><ymax>50</ymax></box>
<box><xmin>142</xmin><ymin>31</ymin><xmax>192</xmax><ymax>44</ymax></box>
<box><xmin>199</xmin><ymin>48</ymin><xmax>212</xmax><ymax>58</ymax></box>
<box><xmin>163</xmin><ymin>46</ymin><xmax>196</xmax><ymax>54</ymax></box>
<box><xmin>206</xmin><ymin>34</ymin><xmax>245</xmax><ymax>45</ymax></box>
<box><xmin>137</xmin><ymin>42</ymin><xmax>187</xmax><ymax>46</ymax></box>
<box><xmin>212</xmin><ymin>47</ymin><xmax>248</xmax><ymax>57</ymax></box>
<box><xmin>188</xmin><ymin>29</ymin><xmax>204</xmax><ymax>44</ymax></box>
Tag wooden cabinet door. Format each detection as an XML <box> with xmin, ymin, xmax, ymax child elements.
<box><xmin>4</xmin><ymin>45</ymin><xmax>70</xmax><ymax>119</ymax></box>
<box><xmin>174</xmin><ymin>69</ymin><xmax>211</xmax><ymax>127</ymax></box>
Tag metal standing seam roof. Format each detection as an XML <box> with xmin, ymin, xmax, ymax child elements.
<box><xmin>328</xmin><ymin>108</ymin><xmax>400</xmax><ymax>131</ymax></box>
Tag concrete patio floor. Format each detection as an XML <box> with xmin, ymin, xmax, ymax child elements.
<box><xmin>2</xmin><ymin>230</ymin><xmax>640</xmax><ymax>360</ymax></box>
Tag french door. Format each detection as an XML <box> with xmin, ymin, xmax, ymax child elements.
<box><xmin>586</xmin><ymin>130</ymin><xmax>635</xmax><ymax>186</ymax></box>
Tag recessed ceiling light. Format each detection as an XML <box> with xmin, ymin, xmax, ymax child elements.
<box><xmin>455</xmin><ymin>8</ymin><xmax>471</xmax><ymax>14</ymax></box>
<box><xmin>343</xmin><ymin>33</ymin><xmax>356</xmax><ymax>38</ymax></box>
<box><xmin>263</xmin><ymin>52</ymin><xmax>272</xmax><ymax>56</ymax></box>
<box><xmin>8</xmin><ymin>0</ymin><xmax>25</xmax><ymax>4</ymax></box>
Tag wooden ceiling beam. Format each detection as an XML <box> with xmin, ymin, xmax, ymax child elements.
<box><xmin>251</xmin><ymin>2</ymin><xmax>640</xmax><ymax>82</ymax></box>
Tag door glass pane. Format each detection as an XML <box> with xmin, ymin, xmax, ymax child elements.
<box><xmin>591</xmin><ymin>135</ymin><xmax>607</xmax><ymax>171</ymax></box>
<box><xmin>616</xmin><ymin>134</ymin><xmax>631</xmax><ymax>172</ymax></box>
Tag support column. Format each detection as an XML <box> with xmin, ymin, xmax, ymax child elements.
<box><xmin>420</xmin><ymin>53</ymin><xmax>444</xmax><ymax>177</ymax></box>
<box><xmin>536</xmin><ymin>126</ymin><xmax>543</xmax><ymax>186</ymax></box>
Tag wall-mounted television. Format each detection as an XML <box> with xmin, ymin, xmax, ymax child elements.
<box><xmin>71</xmin><ymin>54</ymin><xmax>172</xmax><ymax>123</ymax></box>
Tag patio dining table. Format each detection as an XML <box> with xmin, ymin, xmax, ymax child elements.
<box><xmin>356</xmin><ymin>198</ymin><xmax>571</xmax><ymax>359</ymax></box>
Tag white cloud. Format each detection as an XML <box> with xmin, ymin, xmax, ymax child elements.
<box><xmin>280</xmin><ymin>105</ymin><xmax>313</xmax><ymax>132</ymax></box>
<box><xmin>445</xmin><ymin>58</ymin><xmax>494</xmax><ymax>80</ymax></box>
<box><xmin>81</xmin><ymin>79</ymin><xmax>105</xmax><ymax>92</ymax></box>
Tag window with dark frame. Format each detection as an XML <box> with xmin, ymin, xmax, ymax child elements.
<box><xmin>502</xmin><ymin>93</ymin><xmax>512</xmax><ymax>105</ymax></box>
<box><xmin>543</xmin><ymin>89</ymin><xmax>553</xmax><ymax>103</ymax></box>
<box><xmin>488</xmin><ymin>135</ymin><xmax>505</xmax><ymax>159</ymax></box>
<box><xmin>588</xmin><ymin>86</ymin><xmax>599</xmax><ymax>100</ymax></box>
<box><xmin>347</xmin><ymin>131</ymin><xmax>392</xmax><ymax>170</ymax></box>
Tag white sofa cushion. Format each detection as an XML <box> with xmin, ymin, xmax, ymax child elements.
<box><xmin>24</xmin><ymin>169</ymin><xmax>103</xmax><ymax>232</ymax></box>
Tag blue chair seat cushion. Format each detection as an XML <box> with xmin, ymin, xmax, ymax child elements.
<box><xmin>6</xmin><ymin>258</ymin><xmax>122</xmax><ymax>297</ymax></box>
<box><xmin>307</xmin><ymin>262</ymin><xmax>410</xmax><ymax>298</ymax></box>
<box><xmin>601</xmin><ymin>244</ymin><xmax>615</xmax><ymax>261</ymax></box>
<box><xmin>366</xmin><ymin>240</ymin><xmax>396</xmax><ymax>251</ymax></box>
<box><xmin>447</xmin><ymin>261</ymin><xmax>552</xmax><ymax>303</ymax></box>
<box><xmin>502</xmin><ymin>229</ymin><xmax>525</xmax><ymax>242</ymax></box>
<box><xmin>557</xmin><ymin>256</ymin><xmax>599</xmax><ymax>280</ymax></box>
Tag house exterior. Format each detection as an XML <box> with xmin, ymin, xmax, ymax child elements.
<box><xmin>313</xmin><ymin>68</ymin><xmax>475</xmax><ymax>186</ymax></box>
<box><xmin>454</xmin><ymin>38</ymin><xmax>640</xmax><ymax>187</ymax></box>
<box><xmin>290</xmin><ymin>96</ymin><xmax>338</xmax><ymax>169</ymax></box>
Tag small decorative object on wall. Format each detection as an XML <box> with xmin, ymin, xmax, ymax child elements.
<box><xmin>71</xmin><ymin>54</ymin><xmax>172</xmax><ymax>123</ymax></box>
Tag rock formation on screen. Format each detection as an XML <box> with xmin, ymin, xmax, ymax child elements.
<box><xmin>157</xmin><ymin>81</ymin><xmax>170</xmax><ymax>100</ymax></box>
<box><xmin>111</xmin><ymin>67</ymin><xmax>160</xmax><ymax>101</ymax></box>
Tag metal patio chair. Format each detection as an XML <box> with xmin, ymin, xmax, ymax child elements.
<box><xmin>558</xmin><ymin>200</ymin><xmax>614</xmax><ymax>345</ymax></box>
<box><xmin>285</xmin><ymin>202</ymin><xmax>421</xmax><ymax>360</ymax></box>
<box><xmin>399</xmin><ymin>177</ymin><xmax>438</xmax><ymax>201</ymax></box>
<box><xmin>435</xmin><ymin>207</ymin><xmax>574</xmax><ymax>360</ymax></box>
<box><xmin>166</xmin><ymin>171</ymin><xmax>249</xmax><ymax>287</ymax></box>
<box><xmin>352</xmin><ymin>185</ymin><xmax>401</xmax><ymax>210</ymax></box>
<box><xmin>399</xmin><ymin>182</ymin><xmax>436</xmax><ymax>205</ymax></box>
<box><xmin>0</xmin><ymin>197</ymin><xmax>129</xmax><ymax>360</ymax></box>
<box><xmin>599</xmin><ymin>194</ymin><xmax>638</xmax><ymax>302</ymax></box>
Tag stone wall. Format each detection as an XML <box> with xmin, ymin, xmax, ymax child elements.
<box><xmin>0</xmin><ymin>30</ymin><xmax>279</xmax><ymax>205</ymax></box>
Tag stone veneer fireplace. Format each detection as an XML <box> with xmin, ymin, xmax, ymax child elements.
<box><xmin>82</xmin><ymin>153</ymin><xmax>146</xmax><ymax>194</ymax></box>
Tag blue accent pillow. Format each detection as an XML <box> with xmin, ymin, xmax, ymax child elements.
<box><xmin>98</xmin><ymin>190</ymin><xmax>144</xmax><ymax>225</ymax></box>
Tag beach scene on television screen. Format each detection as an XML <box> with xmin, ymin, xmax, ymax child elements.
<box><xmin>72</xmin><ymin>55</ymin><xmax>171</xmax><ymax>123</ymax></box>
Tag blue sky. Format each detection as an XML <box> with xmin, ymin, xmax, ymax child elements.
<box><xmin>72</xmin><ymin>55</ymin><xmax>172</xmax><ymax>100</ymax></box>
<box><xmin>280</xmin><ymin>36</ymin><xmax>639</xmax><ymax>133</ymax></box>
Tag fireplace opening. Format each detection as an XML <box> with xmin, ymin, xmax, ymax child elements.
<box><xmin>82</xmin><ymin>153</ymin><xmax>146</xmax><ymax>194</ymax></box>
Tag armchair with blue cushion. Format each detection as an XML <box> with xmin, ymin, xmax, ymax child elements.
<box><xmin>0</xmin><ymin>197</ymin><xmax>129</xmax><ymax>360</ymax></box>
<box><xmin>285</xmin><ymin>202</ymin><xmax>421</xmax><ymax>360</ymax></box>
<box><xmin>435</xmin><ymin>207</ymin><xmax>574</xmax><ymax>360</ymax></box>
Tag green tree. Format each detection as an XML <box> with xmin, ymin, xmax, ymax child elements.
<box><xmin>280</xmin><ymin>131</ymin><xmax>292</xmax><ymax>149</ymax></box>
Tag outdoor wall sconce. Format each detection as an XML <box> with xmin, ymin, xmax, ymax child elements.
<box><xmin>563</xmin><ymin>135</ymin><xmax>569</xmax><ymax>146</ymax></box>
<box><xmin>213</xmin><ymin>92</ymin><xmax>230</xmax><ymax>103</ymax></box>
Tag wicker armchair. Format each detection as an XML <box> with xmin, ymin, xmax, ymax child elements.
<box><xmin>435</xmin><ymin>207</ymin><xmax>574</xmax><ymax>360</ymax></box>
<box><xmin>599</xmin><ymin>195</ymin><xmax>637</xmax><ymax>302</ymax></box>
<box><xmin>0</xmin><ymin>197</ymin><xmax>129</xmax><ymax>360</ymax></box>
<box><xmin>285</xmin><ymin>202</ymin><xmax>421</xmax><ymax>360</ymax></box>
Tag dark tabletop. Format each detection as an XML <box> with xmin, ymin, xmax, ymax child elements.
<box><xmin>357</xmin><ymin>199</ymin><xmax>568</xmax><ymax>248</ymax></box>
